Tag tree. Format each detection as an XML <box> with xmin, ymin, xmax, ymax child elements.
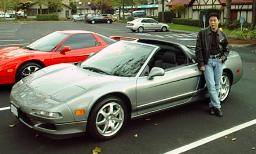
<box><xmin>226</xmin><ymin>0</ymin><xmax>232</xmax><ymax>26</ymax></box>
<box><xmin>48</xmin><ymin>0</ymin><xmax>62</xmax><ymax>13</ymax></box>
<box><xmin>161</xmin><ymin>0</ymin><xmax>164</xmax><ymax>22</ymax></box>
<box><xmin>252</xmin><ymin>0</ymin><xmax>256</xmax><ymax>29</ymax></box>
<box><xmin>33</xmin><ymin>0</ymin><xmax>47</xmax><ymax>14</ymax></box>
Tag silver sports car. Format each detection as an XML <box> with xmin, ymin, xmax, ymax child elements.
<box><xmin>10</xmin><ymin>39</ymin><xmax>243</xmax><ymax>140</ymax></box>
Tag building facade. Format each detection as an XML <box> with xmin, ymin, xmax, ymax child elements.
<box><xmin>168</xmin><ymin>0</ymin><xmax>253</xmax><ymax>23</ymax></box>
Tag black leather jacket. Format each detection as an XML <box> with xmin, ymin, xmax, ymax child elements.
<box><xmin>195</xmin><ymin>27</ymin><xmax>229</xmax><ymax>67</ymax></box>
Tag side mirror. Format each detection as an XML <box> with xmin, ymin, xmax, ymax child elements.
<box><xmin>60</xmin><ymin>46</ymin><xmax>71</xmax><ymax>54</ymax></box>
<box><xmin>147</xmin><ymin>67</ymin><xmax>165</xmax><ymax>80</ymax></box>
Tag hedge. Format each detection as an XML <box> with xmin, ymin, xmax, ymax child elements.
<box><xmin>172</xmin><ymin>18</ymin><xmax>200</xmax><ymax>27</ymax></box>
<box><xmin>36</xmin><ymin>14</ymin><xmax>59</xmax><ymax>21</ymax></box>
<box><xmin>158</xmin><ymin>11</ymin><xmax>175</xmax><ymax>23</ymax></box>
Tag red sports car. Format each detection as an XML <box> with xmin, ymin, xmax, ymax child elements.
<box><xmin>0</xmin><ymin>30</ymin><xmax>116</xmax><ymax>84</ymax></box>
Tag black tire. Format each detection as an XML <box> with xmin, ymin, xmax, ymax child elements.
<box><xmin>16</xmin><ymin>62</ymin><xmax>43</xmax><ymax>82</ymax></box>
<box><xmin>131</xmin><ymin>29</ymin><xmax>136</xmax><ymax>32</ymax></box>
<box><xmin>137</xmin><ymin>26</ymin><xmax>144</xmax><ymax>33</ymax></box>
<box><xmin>161</xmin><ymin>26</ymin><xmax>168</xmax><ymax>32</ymax></box>
<box><xmin>87</xmin><ymin>96</ymin><xmax>128</xmax><ymax>140</ymax></box>
<box><xmin>219</xmin><ymin>72</ymin><xmax>231</xmax><ymax>103</ymax></box>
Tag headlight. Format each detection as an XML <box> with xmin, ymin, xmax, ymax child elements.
<box><xmin>32</xmin><ymin>109</ymin><xmax>62</xmax><ymax>119</ymax></box>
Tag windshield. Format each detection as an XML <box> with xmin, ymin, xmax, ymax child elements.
<box><xmin>81</xmin><ymin>41</ymin><xmax>156</xmax><ymax>77</ymax></box>
<box><xmin>25</xmin><ymin>31</ymin><xmax>68</xmax><ymax>52</ymax></box>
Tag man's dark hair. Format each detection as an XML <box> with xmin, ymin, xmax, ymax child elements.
<box><xmin>208</xmin><ymin>12</ymin><xmax>220</xmax><ymax>20</ymax></box>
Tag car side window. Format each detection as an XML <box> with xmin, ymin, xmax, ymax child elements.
<box><xmin>146</xmin><ymin>19</ymin><xmax>155</xmax><ymax>23</ymax></box>
<box><xmin>151</xmin><ymin>47</ymin><xmax>190</xmax><ymax>71</ymax></box>
<box><xmin>141</xmin><ymin>19</ymin><xmax>148</xmax><ymax>23</ymax></box>
<box><xmin>62</xmin><ymin>34</ymin><xmax>98</xmax><ymax>50</ymax></box>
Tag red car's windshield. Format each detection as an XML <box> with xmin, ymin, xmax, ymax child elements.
<box><xmin>25</xmin><ymin>32</ymin><xmax>68</xmax><ymax>52</ymax></box>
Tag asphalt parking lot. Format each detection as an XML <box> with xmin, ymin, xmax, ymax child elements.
<box><xmin>0</xmin><ymin>21</ymin><xmax>256</xmax><ymax>154</ymax></box>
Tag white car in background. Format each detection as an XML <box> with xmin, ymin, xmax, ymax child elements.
<box><xmin>72</xmin><ymin>13</ymin><xmax>85</xmax><ymax>21</ymax></box>
<box><xmin>0</xmin><ymin>12</ymin><xmax>11</xmax><ymax>18</ymax></box>
<box><xmin>126</xmin><ymin>18</ymin><xmax>169</xmax><ymax>33</ymax></box>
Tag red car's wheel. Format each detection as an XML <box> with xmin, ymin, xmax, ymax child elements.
<box><xmin>16</xmin><ymin>62</ymin><xmax>43</xmax><ymax>81</ymax></box>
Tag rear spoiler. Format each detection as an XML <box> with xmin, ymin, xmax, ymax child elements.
<box><xmin>110</xmin><ymin>36</ymin><xmax>138</xmax><ymax>41</ymax></box>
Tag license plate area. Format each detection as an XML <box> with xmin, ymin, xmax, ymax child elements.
<box><xmin>10</xmin><ymin>104</ymin><xmax>18</xmax><ymax>117</ymax></box>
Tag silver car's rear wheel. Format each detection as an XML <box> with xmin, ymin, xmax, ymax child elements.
<box><xmin>87</xmin><ymin>96</ymin><xmax>128</xmax><ymax>140</ymax></box>
<box><xmin>91</xmin><ymin>20</ymin><xmax>95</xmax><ymax>24</ymax></box>
<box><xmin>161</xmin><ymin>26</ymin><xmax>168</xmax><ymax>32</ymax></box>
<box><xmin>219</xmin><ymin>72</ymin><xmax>231</xmax><ymax>102</ymax></box>
<box><xmin>107</xmin><ymin>20</ymin><xmax>111</xmax><ymax>24</ymax></box>
<box><xmin>138</xmin><ymin>26</ymin><xmax>144</xmax><ymax>33</ymax></box>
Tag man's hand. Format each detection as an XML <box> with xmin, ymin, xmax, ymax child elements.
<box><xmin>199</xmin><ymin>66</ymin><xmax>205</xmax><ymax>71</ymax></box>
<box><xmin>220</xmin><ymin>56</ymin><xmax>227</xmax><ymax>63</ymax></box>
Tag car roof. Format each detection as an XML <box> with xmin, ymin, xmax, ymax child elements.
<box><xmin>58</xmin><ymin>30</ymin><xmax>94</xmax><ymax>34</ymax></box>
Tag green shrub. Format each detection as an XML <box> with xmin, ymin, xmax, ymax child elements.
<box><xmin>229</xmin><ymin>29</ymin><xmax>256</xmax><ymax>39</ymax></box>
<box><xmin>36</xmin><ymin>14</ymin><xmax>59</xmax><ymax>21</ymax></box>
<box><xmin>172</xmin><ymin>18</ymin><xmax>200</xmax><ymax>27</ymax></box>
<box><xmin>127</xmin><ymin>16</ymin><xmax>134</xmax><ymax>21</ymax></box>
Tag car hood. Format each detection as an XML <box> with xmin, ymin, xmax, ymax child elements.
<box><xmin>13</xmin><ymin>64</ymin><xmax>122</xmax><ymax>104</ymax></box>
<box><xmin>0</xmin><ymin>46</ymin><xmax>39</xmax><ymax>62</ymax></box>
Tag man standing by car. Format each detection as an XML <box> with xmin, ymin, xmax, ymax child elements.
<box><xmin>195</xmin><ymin>12</ymin><xmax>229</xmax><ymax>117</ymax></box>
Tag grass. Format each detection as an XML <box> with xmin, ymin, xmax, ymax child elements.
<box><xmin>168</xmin><ymin>23</ymin><xmax>201</xmax><ymax>32</ymax></box>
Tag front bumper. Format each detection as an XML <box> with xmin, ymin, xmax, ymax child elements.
<box><xmin>12</xmin><ymin>106</ymin><xmax>87</xmax><ymax>136</ymax></box>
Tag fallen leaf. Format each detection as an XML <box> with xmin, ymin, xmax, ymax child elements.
<box><xmin>252</xmin><ymin>147</ymin><xmax>255</xmax><ymax>150</ymax></box>
<box><xmin>92</xmin><ymin>147</ymin><xmax>101</xmax><ymax>154</ymax></box>
<box><xmin>145</xmin><ymin>118</ymin><xmax>151</xmax><ymax>121</ymax></box>
<box><xmin>134</xmin><ymin>134</ymin><xmax>138</xmax><ymax>138</ymax></box>
<box><xmin>9</xmin><ymin>124</ymin><xmax>16</xmax><ymax>128</ymax></box>
<box><xmin>224</xmin><ymin>136</ymin><xmax>228</xmax><ymax>139</ymax></box>
<box><xmin>231</xmin><ymin>138</ymin><xmax>237</xmax><ymax>141</ymax></box>
<box><xmin>154</xmin><ymin>123</ymin><xmax>159</xmax><ymax>126</ymax></box>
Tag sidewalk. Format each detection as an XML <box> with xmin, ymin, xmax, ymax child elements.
<box><xmin>228</xmin><ymin>38</ymin><xmax>256</xmax><ymax>45</ymax></box>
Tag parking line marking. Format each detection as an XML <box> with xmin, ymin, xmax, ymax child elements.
<box><xmin>0</xmin><ymin>107</ymin><xmax>10</xmax><ymax>111</ymax></box>
<box><xmin>0</xmin><ymin>40</ymin><xmax>23</xmax><ymax>42</ymax></box>
<box><xmin>164</xmin><ymin>119</ymin><xmax>256</xmax><ymax>154</ymax></box>
<box><xmin>0</xmin><ymin>43</ymin><xmax>24</xmax><ymax>47</ymax></box>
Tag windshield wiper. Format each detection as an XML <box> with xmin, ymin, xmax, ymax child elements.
<box><xmin>23</xmin><ymin>46</ymin><xmax>35</xmax><ymax>50</ymax></box>
<box><xmin>83</xmin><ymin>66</ymin><xmax>110</xmax><ymax>75</ymax></box>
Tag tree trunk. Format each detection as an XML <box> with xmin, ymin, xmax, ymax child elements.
<box><xmin>252</xmin><ymin>0</ymin><xmax>256</xmax><ymax>28</ymax></box>
<box><xmin>226</xmin><ymin>0</ymin><xmax>232</xmax><ymax>25</ymax></box>
<box><xmin>161</xmin><ymin>0</ymin><xmax>164</xmax><ymax>22</ymax></box>
<box><xmin>122</xmin><ymin>0</ymin><xmax>124</xmax><ymax>20</ymax></box>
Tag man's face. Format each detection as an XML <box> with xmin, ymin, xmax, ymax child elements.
<box><xmin>209</xmin><ymin>16</ymin><xmax>219</xmax><ymax>31</ymax></box>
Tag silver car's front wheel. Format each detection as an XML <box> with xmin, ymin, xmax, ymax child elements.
<box><xmin>219</xmin><ymin>72</ymin><xmax>231</xmax><ymax>102</ymax></box>
<box><xmin>87</xmin><ymin>97</ymin><xmax>128</xmax><ymax>140</ymax></box>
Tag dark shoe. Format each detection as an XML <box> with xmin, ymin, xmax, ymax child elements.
<box><xmin>209</xmin><ymin>107</ymin><xmax>215</xmax><ymax>115</ymax></box>
<box><xmin>215</xmin><ymin>108</ymin><xmax>223</xmax><ymax>117</ymax></box>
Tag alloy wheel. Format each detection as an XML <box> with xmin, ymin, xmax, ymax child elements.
<box><xmin>219</xmin><ymin>73</ymin><xmax>231</xmax><ymax>102</ymax></box>
<box><xmin>21</xmin><ymin>65</ymin><xmax>41</xmax><ymax>78</ymax></box>
<box><xmin>138</xmin><ymin>27</ymin><xmax>144</xmax><ymax>33</ymax></box>
<box><xmin>95</xmin><ymin>102</ymin><xmax>124</xmax><ymax>137</ymax></box>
